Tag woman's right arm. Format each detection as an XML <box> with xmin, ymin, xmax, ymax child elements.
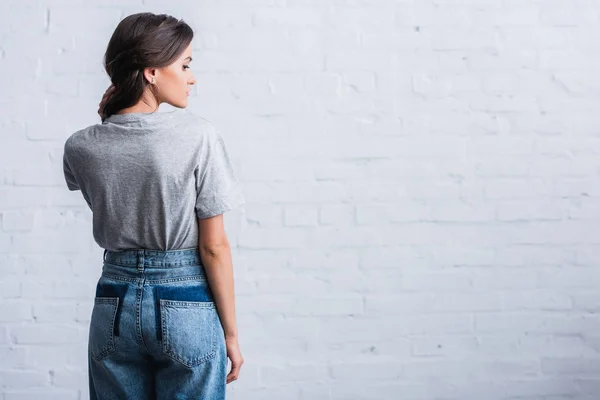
<box><xmin>197</xmin><ymin>214</ymin><xmax>244</xmax><ymax>384</ymax></box>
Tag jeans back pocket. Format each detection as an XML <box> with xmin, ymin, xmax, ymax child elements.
<box><xmin>89</xmin><ymin>297</ymin><xmax>119</xmax><ymax>362</ymax></box>
<box><xmin>160</xmin><ymin>300</ymin><xmax>217</xmax><ymax>368</ymax></box>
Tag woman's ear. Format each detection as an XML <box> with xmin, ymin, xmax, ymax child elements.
<box><xmin>143</xmin><ymin>68</ymin><xmax>157</xmax><ymax>84</ymax></box>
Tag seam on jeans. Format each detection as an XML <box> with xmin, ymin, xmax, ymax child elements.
<box><xmin>102</xmin><ymin>272</ymin><xmax>206</xmax><ymax>285</ymax></box>
<box><xmin>160</xmin><ymin>300</ymin><xmax>218</xmax><ymax>367</ymax></box>
<box><xmin>95</xmin><ymin>282</ymin><xmax>128</xmax><ymax>337</ymax></box>
<box><xmin>91</xmin><ymin>297</ymin><xmax>119</xmax><ymax>361</ymax></box>
<box><xmin>154</xmin><ymin>286</ymin><xmax>162</xmax><ymax>341</ymax></box>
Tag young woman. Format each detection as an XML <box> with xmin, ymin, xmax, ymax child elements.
<box><xmin>62</xmin><ymin>12</ymin><xmax>245</xmax><ymax>399</ymax></box>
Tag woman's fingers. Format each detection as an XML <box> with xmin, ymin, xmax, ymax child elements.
<box><xmin>226</xmin><ymin>355</ymin><xmax>243</xmax><ymax>384</ymax></box>
<box><xmin>225</xmin><ymin>338</ymin><xmax>244</xmax><ymax>384</ymax></box>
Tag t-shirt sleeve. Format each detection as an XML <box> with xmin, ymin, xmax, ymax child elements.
<box><xmin>194</xmin><ymin>129</ymin><xmax>245</xmax><ymax>219</ymax></box>
<box><xmin>63</xmin><ymin>140</ymin><xmax>80</xmax><ymax>191</ymax></box>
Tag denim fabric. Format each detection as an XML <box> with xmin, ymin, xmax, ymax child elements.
<box><xmin>88</xmin><ymin>247</ymin><xmax>227</xmax><ymax>399</ymax></box>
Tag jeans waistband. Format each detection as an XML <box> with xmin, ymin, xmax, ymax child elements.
<box><xmin>101</xmin><ymin>247</ymin><xmax>206</xmax><ymax>281</ymax></box>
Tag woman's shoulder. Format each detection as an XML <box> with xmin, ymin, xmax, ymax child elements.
<box><xmin>64</xmin><ymin>124</ymin><xmax>95</xmax><ymax>154</ymax></box>
<box><xmin>176</xmin><ymin>109</ymin><xmax>220</xmax><ymax>142</ymax></box>
<box><xmin>179</xmin><ymin>109</ymin><xmax>216</xmax><ymax>131</ymax></box>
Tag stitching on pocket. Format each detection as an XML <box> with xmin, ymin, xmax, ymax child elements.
<box><xmin>160</xmin><ymin>299</ymin><xmax>217</xmax><ymax>368</ymax></box>
<box><xmin>90</xmin><ymin>297</ymin><xmax>119</xmax><ymax>362</ymax></box>
<box><xmin>95</xmin><ymin>281</ymin><xmax>128</xmax><ymax>337</ymax></box>
<box><xmin>153</xmin><ymin>283</ymin><xmax>214</xmax><ymax>341</ymax></box>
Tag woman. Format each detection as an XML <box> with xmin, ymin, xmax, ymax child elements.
<box><xmin>62</xmin><ymin>12</ymin><xmax>245</xmax><ymax>399</ymax></box>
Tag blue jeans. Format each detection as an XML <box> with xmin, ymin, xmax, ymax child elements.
<box><xmin>88</xmin><ymin>247</ymin><xmax>227</xmax><ymax>399</ymax></box>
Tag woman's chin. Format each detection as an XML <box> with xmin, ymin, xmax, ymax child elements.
<box><xmin>169</xmin><ymin>100</ymin><xmax>187</xmax><ymax>109</ymax></box>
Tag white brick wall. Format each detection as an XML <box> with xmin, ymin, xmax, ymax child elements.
<box><xmin>1</xmin><ymin>0</ymin><xmax>600</xmax><ymax>399</ymax></box>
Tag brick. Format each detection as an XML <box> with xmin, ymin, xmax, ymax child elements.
<box><xmin>1</xmin><ymin>1</ymin><xmax>599</xmax><ymax>398</ymax></box>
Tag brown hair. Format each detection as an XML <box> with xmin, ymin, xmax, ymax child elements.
<box><xmin>100</xmin><ymin>12</ymin><xmax>193</xmax><ymax>121</ymax></box>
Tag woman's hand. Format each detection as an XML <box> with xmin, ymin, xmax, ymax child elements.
<box><xmin>225</xmin><ymin>335</ymin><xmax>244</xmax><ymax>384</ymax></box>
<box><xmin>98</xmin><ymin>84</ymin><xmax>116</xmax><ymax>119</ymax></box>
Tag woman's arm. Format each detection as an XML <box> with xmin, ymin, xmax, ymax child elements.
<box><xmin>197</xmin><ymin>214</ymin><xmax>244</xmax><ymax>383</ymax></box>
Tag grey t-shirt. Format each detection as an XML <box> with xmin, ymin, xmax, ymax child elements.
<box><xmin>62</xmin><ymin>108</ymin><xmax>245</xmax><ymax>252</ymax></box>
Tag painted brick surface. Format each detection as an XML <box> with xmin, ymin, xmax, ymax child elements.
<box><xmin>1</xmin><ymin>1</ymin><xmax>600</xmax><ymax>399</ymax></box>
